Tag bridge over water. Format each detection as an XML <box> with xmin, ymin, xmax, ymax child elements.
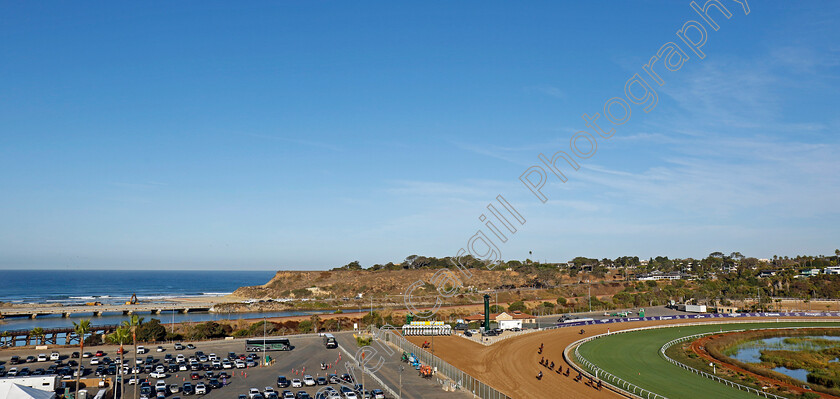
<box><xmin>0</xmin><ymin>303</ymin><xmax>217</xmax><ymax>320</ymax></box>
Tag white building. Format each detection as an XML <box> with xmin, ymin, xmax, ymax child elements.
<box><xmin>824</xmin><ymin>266</ymin><xmax>840</xmax><ymax>275</ymax></box>
<box><xmin>0</xmin><ymin>376</ymin><xmax>58</xmax><ymax>399</ymax></box>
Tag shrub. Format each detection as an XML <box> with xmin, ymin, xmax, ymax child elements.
<box><xmin>355</xmin><ymin>336</ymin><xmax>372</xmax><ymax>347</ymax></box>
<box><xmin>137</xmin><ymin>319</ymin><xmax>167</xmax><ymax>342</ymax></box>
<box><xmin>298</xmin><ymin>320</ymin><xmax>313</xmax><ymax>334</ymax></box>
<box><xmin>508</xmin><ymin>301</ymin><xmax>527</xmax><ymax>313</ymax></box>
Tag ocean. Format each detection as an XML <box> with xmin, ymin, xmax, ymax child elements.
<box><xmin>0</xmin><ymin>269</ymin><xmax>337</xmax><ymax>334</ymax></box>
<box><xmin>0</xmin><ymin>269</ymin><xmax>276</xmax><ymax>305</ymax></box>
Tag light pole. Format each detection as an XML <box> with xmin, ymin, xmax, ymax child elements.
<box><xmin>262</xmin><ymin>317</ymin><xmax>267</xmax><ymax>367</ymax></box>
<box><xmin>588</xmin><ymin>280</ymin><xmax>592</xmax><ymax>313</ymax></box>
<box><xmin>398</xmin><ymin>365</ymin><xmax>404</xmax><ymax>399</ymax></box>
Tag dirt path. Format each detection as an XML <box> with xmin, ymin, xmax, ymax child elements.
<box><xmin>406</xmin><ymin>317</ymin><xmax>840</xmax><ymax>399</ymax></box>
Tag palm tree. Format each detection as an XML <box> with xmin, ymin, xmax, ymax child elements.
<box><xmin>123</xmin><ymin>315</ymin><xmax>143</xmax><ymax>399</ymax></box>
<box><xmin>72</xmin><ymin>319</ymin><xmax>92</xmax><ymax>399</ymax></box>
<box><xmin>31</xmin><ymin>327</ymin><xmax>45</xmax><ymax>345</ymax></box>
<box><xmin>110</xmin><ymin>327</ymin><xmax>132</xmax><ymax>399</ymax></box>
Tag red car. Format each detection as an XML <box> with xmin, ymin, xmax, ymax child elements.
<box><xmin>190</xmin><ymin>372</ymin><xmax>200</xmax><ymax>380</ymax></box>
<box><xmin>95</xmin><ymin>351</ymin><xmax>105</xmax><ymax>357</ymax></box>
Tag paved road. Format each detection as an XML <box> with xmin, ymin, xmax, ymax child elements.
<box><xmin>332</xmin><ymin>332</ymin><xmax>470</xmax><ymax>399</ymax></box>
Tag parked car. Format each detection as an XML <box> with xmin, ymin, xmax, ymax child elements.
<box><xmin>182</xmin><ymin>382</ymin><xmax>194</xmax><ymax>395</ymax></box>
<box><xmin>195</xmin><ymin>382</ymin><xmax>206</xmax><ymax>395</ymax></box>
<box><xmin>137</xmin><ymin>346</ymin><xmax>146</xmax><ymax>354</ymax></box>
<box><xmin>50</xmin><ymin>352</ymin><xmax>60</xmax><ymax>361</ymax></box>
<box><xmin>150</xmin><ymin>371</ymin><xmax>167</xmax><ymax>379</ymax></box>
<box><xmin>277</xmin><ymin>376</ymin><xmax>290</xmax><ymax>388</ymax></box>
<box><xmin>303</xmin><ymin>375</ymin><xmax>315</xmax><ymax>386</ymax></box>
<box><xmin>291</xmin><ymin>378</ymin><xmax>302</xmax><ymax>388</ymax></box>
<box><xmin>156</xmin><ymin>346</ymin><xmax>165</xmax><ymax>352</ymax></box>
<box><xmin>169</xmin><ymin>384</ymin><xmax>181</xmax><ymax>394</ymax></box>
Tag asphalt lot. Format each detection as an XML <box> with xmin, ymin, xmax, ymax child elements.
<box><xmin>332</xmin><ymin>332</ymin><xmax>469</xmax><ymax>399</ymax></box>
<box><xmin>0</xmin><ymin>334</ymin><xmax>472</xmax><ymax>399</ymax></box>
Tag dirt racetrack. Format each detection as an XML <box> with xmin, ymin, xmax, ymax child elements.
<box><xmin>406</xmin><ymin>317</ymin><xmax>836</xmax><ymax>399</ymax></box>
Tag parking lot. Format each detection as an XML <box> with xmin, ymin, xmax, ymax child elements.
<box><xmin>0</xmin><ymin>332</ymin><xmax>469</xmax><ymax>399</ymax></box>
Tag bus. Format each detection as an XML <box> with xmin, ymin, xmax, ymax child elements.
<box><xmin>245</xmin><ymin>338</ymin><xmax>291</xmax><ymax>352</ymax></box>
<box><xmin>323</xmin><ymin>334</ymin><xmax>337</xmax><ymax>349</ymax></box>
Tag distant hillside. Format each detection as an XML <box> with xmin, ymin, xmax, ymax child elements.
<box><xmin>232</xmin><ymin>268</ymin><xmax>577</xmax><ymax>299</ymax></box>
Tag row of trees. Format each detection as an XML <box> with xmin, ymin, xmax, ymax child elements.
<box><xmin>333</xmin><ymin>251</ymin><xmax>840</xmax><ymax>274</ymax></box>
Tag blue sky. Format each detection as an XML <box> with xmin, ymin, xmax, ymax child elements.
<box><xmin>1</xmin><ymin>1</ymin><xmax>838</xmax><ymax>270</ymax></box>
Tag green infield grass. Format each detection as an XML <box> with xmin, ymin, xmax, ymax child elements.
<box><xmin>576</xmin><ymin>321</ymin><xmax>840</xmax><ymax>399</ymax></box>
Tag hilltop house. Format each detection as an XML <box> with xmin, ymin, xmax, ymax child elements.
<box><xmin>636</xmin><ymin>271</ymin><xmax>685</xmax><ymax>281</ymax></box>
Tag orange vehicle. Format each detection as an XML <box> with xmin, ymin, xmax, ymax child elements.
<box><xmin>419</xmin><ymin>365</ymin><xmax>433</xmax><ymax>378</ymax></box>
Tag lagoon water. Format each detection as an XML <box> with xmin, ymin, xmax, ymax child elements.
<box><xmin>730</xmin><ymin>335</ymin><xmax>840</xmax><ymax>382</ymax></box>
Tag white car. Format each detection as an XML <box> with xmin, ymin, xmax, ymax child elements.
<box><xmin>222</xmin><ymin>360</ymin><xmax>233</xmax><ymax>369</ymax></box>
<box><xmin>150</xmin><ymin>371</ymin><xmax>167</xmax><ymax>379</ymax></box>
<box><xmin>50</xmin><ymin>352</ymin><xmax>60</xmax><ymax>361</ymax></box>
<box><xmin>155</xmin><ymin>381</ymin><xmax>168</xmax><ymax>390</ymax></box>
<box><xmin>290</xmin><ymin>379</ymin><xmax>302</xmax><ymax>388</ymax></box>
<box><xmin>303</xmin><ymin>375</ymin><xmax>315</xmax><ymax>386</ymax></box>
<box><xmin>156</xmin><ymin>346</ymin><xmax>165</xmax><ymax>352</ymax></box>
<box><xmin>235</xmin><ymin>360</ymin><xmax>246</xmax><ymax>369</ymax></box>
<box><xmin>344</xmin><ymin>392</ymin><xmax>357</xmax><ymax>399</ymax></box>
<box><xmin>208</xmin><ymin>353</ymin><xmax>217</xmax><ymax>361</ymax></box>
<box><xmin>137</xmin><ymin>346</ymin><xmax>146</xmax><ymax>354</ymax></box>
<box><xmin>195</xmin><ymin>383</ymin><xmax>206</xmax><ymax>395</ymax></box>
<box><xmin>37</xmin><ymin>354</ymin><xmax>47</xmax><ymax>362</ymax></box>
<box><xmin>248</xmin><ymin>388</ymin><xmax>262</xmax><ymax>399</ymax></box>
<box><xmin>176</xmin><ymin>354</ymin><xmax>186</xmax><ymax>362</ymax></box>
<box><xmin>263</xmin><ymin>387</ymin><xmax>275</xmax><ymax>396</ymax></box>
<box><xmin>211</xmin><ymin>360</ymin><xmax>221</xmax><ymax>368</ymax></box>
<box><xmin>169</xmin><ymin>384</ymin><xmax>180</xmax><ymax>394</ymax></box>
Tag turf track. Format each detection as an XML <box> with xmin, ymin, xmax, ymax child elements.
<box><xmin>577</xmin><ymin>321</ymin><xmax>840</xmax><ymax>399</ymax></box>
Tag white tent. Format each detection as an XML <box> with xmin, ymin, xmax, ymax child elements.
<box><xmin>0</xmin><ymin>383</ymin><xmax>56</xmax><ymax>399</ymax></box>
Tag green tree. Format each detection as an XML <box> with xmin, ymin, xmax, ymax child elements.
<box><xmin>508</xmin><ymin>301</ymin><xmax>527</xmax><ymax>313</ymax></box>
<box><xmin>297</xmin><ymin>320</ymin><xmax>313</xmax><ymax>334</ymax></box>
<box><xmin>191</xmin><ymin>321</ymin><xmax>232</xmax><ymax>340</ymax></box>
<box><xmin>123</xmin><ymin>315</ymin><xmax>143</xmax><ymax>399</ymax></box>
<box><xmin>72</xmin><ymin>319</ymin><xmax>92</xmax><ymax>399</ymax></box>
<box><xmin>310</xmin><ymin>315</ymin><xmax>321</xmax><ymax>333</ymax></box>
<box><xmin>30</xmin><ymin>327</ymin><xmax>45</xmax><ymax>345</ymax></box>
<box><xmin>137</xmin><ymin>319</ymin><xmax>167</xmax><ymax>342</ymax></box>
<box><xmin>109</xmin><ymin>327</ymin><xmax>131</xmax><ymax>399</ymax></box>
